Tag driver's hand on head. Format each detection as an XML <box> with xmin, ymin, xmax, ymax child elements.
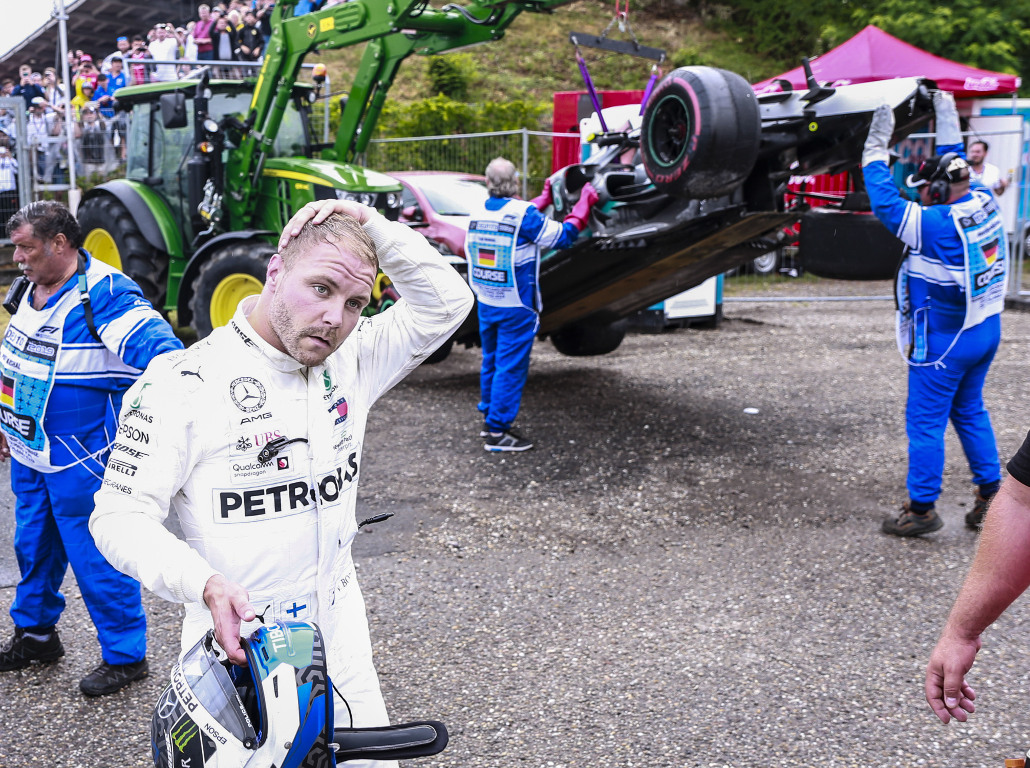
<box><xmin>278</xmin><ymin>200</ymin><xmax>376</xmax><ymax>251</ymax></box>
<box><xmin>203</xmin><ymin>574</ymin><xmax>256</xmax><ymax>665</ymax></box>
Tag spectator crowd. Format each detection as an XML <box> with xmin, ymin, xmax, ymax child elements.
<box><xmin>0</xmin><ymin>0</ymin><xmax>354</xmax><ymax>219</ymax></box>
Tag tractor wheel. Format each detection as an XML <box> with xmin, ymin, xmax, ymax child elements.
<box><xmin>189</xmin><ymin>241</ymin><xmax>275</xmax><ymax>337</ymax></box>
<box><xmin>641</xmin><ymin>66</ymin><xmax>760</xmax><ymax>199</ymax></box>
<box><xmin>550</xmin><ymin>318</ymin><xmax>628</xmax><ymax>357</ymax></box>
<box><xmin>78</xmin><ymin>194</ymin><xmax>168</xmax><ymax>310</ymax></box>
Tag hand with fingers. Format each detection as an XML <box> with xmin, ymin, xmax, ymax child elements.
<box><xmin>862</xmin><ymin>103</ymin><xmax>895</xmax><ymax>167</ymax></box>
<box><xmin>278</xmin><ymin>200</ymin><xmax>375</xmax><ymax>252</ymax></box>
<box><xmin>529</xmin><ymin>178</ymin><xmax>553</xmax><ymax>211</ymax></box>
<box><xmin>203</xmin><ymin>574</ymin><xmax>257</xmax><ymax>665</ymax></box>
<box><xmin>925</xmin><ymin>631</ymin><xmax>980</xmax><ymax>724</ymax></box>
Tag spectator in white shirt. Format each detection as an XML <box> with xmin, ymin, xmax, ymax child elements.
<box><xmin>967</xmin><ymin>140</ymin><xmax>1009</xmax><ymax>197</ymax></box>
<box><xmin>148</xmin><ymin>24</ymin><xmax>180</xmax><ymax>82</ymax></box>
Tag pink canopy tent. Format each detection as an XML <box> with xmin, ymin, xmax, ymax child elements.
<box><xmin>753</xmin><ymin>25</ymin><xmax>1021</xmax><ymax>98</ymax></box>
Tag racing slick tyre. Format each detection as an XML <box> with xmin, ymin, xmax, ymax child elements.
<box><xmin>550</xmin><ymin>318</ymin><xmax>628</xmax><ymax>357</ymax></box>
<box><xmin>189</xmin><ymin>241</ymin><xmax>275</xmax><ymax>337</ymax></box>
<box><xmin>78</xmin><ymin>193</ymin><xmax>168</xmax><ymax>311</ymax></box>
<box><xmin>798</xmin><ymin>209</ymin><xmax>906</xmax><ymax>280</ymax></box>
<box><xmin>641</xmin><ymin>66</ymin><xmax>760</xmax><ymax>200</ymax></box>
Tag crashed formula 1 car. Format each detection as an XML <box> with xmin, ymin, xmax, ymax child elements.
<box><xmin>450</xmin><ymin>63</ymin><xmax>934</xmax><ymax>358</ymax></box>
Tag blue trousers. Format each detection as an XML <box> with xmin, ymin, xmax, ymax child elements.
<box><xmin>478</xmin><ymin>305</ymin><xmax>538</xmax><ymax>432</ymax></box>
<box><xmin>10</xmin><ymin>458</ymin><xmax>147</xmax><ymax>664</ymax></box>
<box><xmin>906</xmin><ymin>315</ymin><xmax>1001</xmax><ymax>504</ymax></box>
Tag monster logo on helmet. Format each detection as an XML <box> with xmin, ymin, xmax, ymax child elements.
<box><xmin>151</xmin><ymin>621</ymin><xmax>332</xmax><ymax>768</ymax></box>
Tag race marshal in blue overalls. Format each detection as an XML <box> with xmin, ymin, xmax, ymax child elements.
<box><xmin>465</xmin><ymin>157</ymin><xmax>598</xmax><ymax>452</ymax></box>
<box><xmin>0</xmin><ymin>201</ymin><xmax>182</xmax><ymax>695</ymax></box>
<box><xmin>862</xmin><ymin>91</ymin><xmax>1005</xmax><ymax>537</ymax></box>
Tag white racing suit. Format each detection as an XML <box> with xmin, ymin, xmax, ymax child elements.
<box><xmin>90</xmin><ymin>216</ymin><xmax>473</xmax><ymax>765</ymax></box>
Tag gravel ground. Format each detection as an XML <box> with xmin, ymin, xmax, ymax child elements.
<box><xmin>2</xmin><ymin>284</ymin><xmax>1030</xmax><ymax>768</ymax></box>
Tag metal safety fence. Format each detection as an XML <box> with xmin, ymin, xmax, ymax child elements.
<box><xmin>4</xmin><ymin>98</ymin><xmax>1027</xmax><ymax>305</ymax></box>
<box><xmin>0</xmin><ymin>59</ymin><xmax>329</xmax><ymax>244</ymax></box>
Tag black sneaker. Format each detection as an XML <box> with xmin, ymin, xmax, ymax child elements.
<box><xmin>965</xmin><ymin>491</ymin><xmax>995</xmax><ymax>530</ymax></box>
<box><xmin>882</xmin><ymin>503</ymin><xmax>943</xmax><ymax>537</ymax></box>
<box><xmin>0</xmin><ymin>627</ymin><xmax>64</xmax><ymax>671</ymax></box>
<box><xmin>79</xmin><ymin>658</ymin><xmax>149</xmax><ymax>697</ymax></box>
<box><xmin>484</xmin><ymin>430</ymin><xmax>533</xmax><ymax>452</ymax></box>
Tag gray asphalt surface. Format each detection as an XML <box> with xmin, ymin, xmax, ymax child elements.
<box><xmin>2</xmin><ymin>285</ymin><xmax>1030</xmax><ymax>767</ymax></box>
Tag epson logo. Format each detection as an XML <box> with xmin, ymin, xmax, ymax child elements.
<box><xmin>203</xmin><ymin>722</ymin><xmax>227</xmax><ymax>745</ymax></box>
<box><xmin>117</xmin><ymin>424</ymin><xmax>150</xmax><ymax>444</ymax></box>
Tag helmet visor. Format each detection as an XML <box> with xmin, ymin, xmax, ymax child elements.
<box><xmin>179</xmin><ymin>637</ymin><xmax>258</xmax><ymax>745</ymax></box>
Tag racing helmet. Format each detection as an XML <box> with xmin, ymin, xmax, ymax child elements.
<box><xmin>151</xmin><ymin>621</ymin><xmax>333</xmax><ymax>768</ymax></box>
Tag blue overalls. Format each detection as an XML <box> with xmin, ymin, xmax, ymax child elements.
<box><xmin>465</xmin><ymin>198</ymin><xmax>579</xmax><ymax>432</ymax></box>
<box><xmin>864</xmin><ymin>155</ymin><xmax>1004</xmax><ymax>505</ymax></box>
<box><xmin>1</xmin><ymin>252</ymin><xmax>182</xmax><ymax>663</ymax></box>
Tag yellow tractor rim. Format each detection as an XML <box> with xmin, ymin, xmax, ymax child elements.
<box><xmin>210</xmin><ymin>273</ymin><xmax>264</xmax><ymax>329</ymax></box>
<box><xmin>83</xmin><ymin>228</ymin><xmax>122</xmax><ymax>271</ymax></box>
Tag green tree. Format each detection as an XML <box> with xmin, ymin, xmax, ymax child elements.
<box><xmin>703</xmin><ymin>0</ymin><xmax>839</xmax><ymax>66</ymax></box>
<box><xmin>826</xmin><ymin>0</ymin><xmax>1030</xmax><ymax>82</ymax></box>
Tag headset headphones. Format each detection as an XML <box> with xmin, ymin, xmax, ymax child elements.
<box><xmin>925</xmin><ymin>151</ymin><xmax>970</xmax><ymax>205</ymax></box>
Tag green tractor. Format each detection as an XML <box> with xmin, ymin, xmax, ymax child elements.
<box><xmin>78</xmin><ymin>0</ymin><xmax>576</xmax><ymax>336</ymax></box>
<box><xmin>78</xmin><ymin>77</ymin><xmax>403</xmax><ymax>335</ymax></box>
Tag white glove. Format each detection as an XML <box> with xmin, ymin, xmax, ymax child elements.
<box><xmin>862</xmin><ymin>103</ymin><xmax>895</xmax><ymax>167</ymax></box>
<box><xmin>932</xmin><ymin>90</ymin><xmax>962</xmax><ymax>146</ymax></box>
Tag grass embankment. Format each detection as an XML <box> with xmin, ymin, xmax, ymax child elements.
<box><xmin>318</xmin><ymin>1</ymin><xmax>788</xmax><ymax>114</ymax></box>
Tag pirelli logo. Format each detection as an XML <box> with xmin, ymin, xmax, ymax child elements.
<box><xmin>108</xmin><ymin>457</ymin><xmax>138</xmax><ymax>477</ymax></box>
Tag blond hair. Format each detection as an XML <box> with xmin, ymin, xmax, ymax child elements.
<box><xmin>280</xmin><ymin>213</ymin><xmax>378</xmax><ymax>274</ymax></box>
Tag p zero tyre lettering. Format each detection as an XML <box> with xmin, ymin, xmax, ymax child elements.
<box><xmin>641</xmin><ymin>66</ymin><xmax>761</xmax><ymax>200</ymax></box>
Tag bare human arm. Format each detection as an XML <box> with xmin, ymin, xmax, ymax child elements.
<box><xmin>925</xmin><ymin>475</ymin><xmax>1030</xmax><ymax>722</ymax></box>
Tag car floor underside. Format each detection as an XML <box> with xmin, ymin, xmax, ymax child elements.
<box><xmin>537</xmin><ymin>204</ymin><xmax>793</xmax><ymax>334</ymax></box>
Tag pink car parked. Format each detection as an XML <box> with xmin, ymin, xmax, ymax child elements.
<box><xmin>391</xmin><ymin>171</ymin><xmax>489</xmax><ymax>257</ymax></box>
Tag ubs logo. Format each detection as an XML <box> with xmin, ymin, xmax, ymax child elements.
<box><xmin>230</xmin><ymin>377</ymin><xmax>266</xmax><ymax>413</ymax></box>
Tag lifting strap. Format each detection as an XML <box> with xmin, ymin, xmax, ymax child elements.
<box><xmin>569</xmin><ymin>0</ymin><xmax>666</xmax><ymax>131</ymax></box>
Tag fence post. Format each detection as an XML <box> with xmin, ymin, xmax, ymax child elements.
<box><xmin>521</xmin><ymin>128</ymin><xmax>529</xmax><ymax>200</ymax></box>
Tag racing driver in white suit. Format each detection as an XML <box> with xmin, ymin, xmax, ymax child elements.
<box><xmin>90</xmin><ymin>200</ymin><xmax>473</xmax><ymax>767</ymax></box>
